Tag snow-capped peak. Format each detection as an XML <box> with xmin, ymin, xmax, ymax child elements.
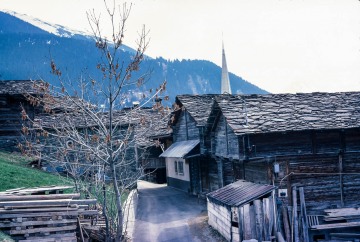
<box><xmin>1</xmin><ymin>9</ymin><xmax>92</xmax><ymax>39</ymax></box>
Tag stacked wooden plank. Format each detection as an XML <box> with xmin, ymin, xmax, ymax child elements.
<box><xmin>0</xmin><ymin>186</ymin><xmax>98</xmax><ymax>241</ymax></box>
<box><xmin>311</xmin><ymin>208</ymin><xmax>360</xmax><ymax>230</ymax></box>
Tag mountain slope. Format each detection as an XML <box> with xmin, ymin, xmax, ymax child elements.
<box><xmin>0</xmin><ymin>11</ymin><xmax>268</xmax><ymax>104</ymax></box>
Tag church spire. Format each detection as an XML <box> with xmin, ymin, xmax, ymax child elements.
<box><xmin>221</xmin><ymin>41</ymin><xmax>232</xmax><ymax>94</ymax></box>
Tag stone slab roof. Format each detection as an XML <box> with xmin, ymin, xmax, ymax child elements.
<box><xmin>176</xmin><ymin>94</ymin><xmax>216</xmax><ymax>126</ymax></box>
<box><xmin>0</xmin><ymin>80</ymin><xmax>42</xmax><ymax>95</ymax></box>
<box><xmin>34</xmin><ymin>107</ymin><xmax>171</xmax><ymax>146</ymax></box>
<box><xmin>216</xmin><ymin>92</ymin><xmax>360</xmax><ymax>135</ymax></box>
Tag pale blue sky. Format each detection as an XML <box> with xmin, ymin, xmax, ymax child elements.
<box><xmin>1</xmin><ymin>0</ymin><xmax>360</xmax><ymax>93</ymax></box>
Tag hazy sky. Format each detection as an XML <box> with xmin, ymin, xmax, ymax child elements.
<box><xmin>1</xmin><ymin>0</ymin><xmax>360</xmax><ymax>93</ymax></box>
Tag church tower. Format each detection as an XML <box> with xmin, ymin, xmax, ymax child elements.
<box><xmin>221</xmin><ymin>42</ymin><xmax>232</xmax><ymax>94</ymax></box>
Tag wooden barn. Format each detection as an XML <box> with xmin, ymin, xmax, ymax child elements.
<box><xmin>0</xmin><ymin>80</ymin><xmax>90</xmax><ymax>152</ymax></box>
<box><xmin>0</xmin><ymin>80</ymin><xmax>42</xmax><ymax>151</ymax></box>
<box><xmin>160</xmin><ymin>95</ymin><xmax>222</xmax><ymax>193</ymax></box>
<box><xmin>31</xmin><ymin>104</ymin><xmax>171</xmax><ymax>185</ymax></box>
<box><xmin>137</xmin><ymin>107</ymin><xmax>173</xmax><ymax>184</ymax></box>
<box><xmin>207</xmin><ymin>92</ymin><xmax>360</xmax><ymax>241</ymax></box>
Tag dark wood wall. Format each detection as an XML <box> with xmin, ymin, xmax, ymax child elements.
<box><xmin>172</xmin><ymin>110</ymin><xmax>199</xmax><ymax>142</ymax></box>
<box><xmin>213</xmin><ymin>115</ymin><xmax>239</xmax><ymax>159</ymax></box>
<box><xmin>246</xmin><ymin>132</ymin><xmax>313</xmax><ymax>158</ymax></box>
<box><xmin>238</xmin><ymin>128</ymin><xmax>360</xmax><ymax>213</ymax></box>
<box><xmin>171</xmin><ymin>108</ymin><xmax>222</xmax><ymax>194</ymax></box>
<box><xmin>209</xmin><ymin>111</ymin><xmax>360</xmax><ymax>212</ymax></box>
<box><xmin>0</xmin><ymin>94</ymin><xmax>36</xmax><ymax>151</ymax></box>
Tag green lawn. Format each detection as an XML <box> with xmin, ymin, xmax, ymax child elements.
<box><xmin>0</xmin><ymin>231</ymin><xmax>14</xmax><ymax>242</ymax></box>
<box><xmin>0</xmin><ymin>152</ymin><xmax>73</xmax><ymax>192</ymax></box>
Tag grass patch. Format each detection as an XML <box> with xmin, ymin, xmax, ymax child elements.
<box><xmin>0</xmin><ymin>152</ymin><xmax>73</xmax><ymax>192</ymax></box>
<box><xmin>0</xmin><ymin>231</ymin><xmax>14</xmax><ymax>242</ymax></box>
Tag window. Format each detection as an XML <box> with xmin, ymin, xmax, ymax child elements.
<box><xmin>178</xmin><ymin>161</ymin><xmax>184</xmax><ymax>175</ymax></box>
<box><xmin>174</xmin><ymin>160</ymin><xmax>184</xmax><ymax>176</ymax></box>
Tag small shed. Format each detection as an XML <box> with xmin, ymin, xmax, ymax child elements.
<box><xmin>207</xmin><ymin>180</ymin><xmax>276</xmax><ymax>242</ymax></box>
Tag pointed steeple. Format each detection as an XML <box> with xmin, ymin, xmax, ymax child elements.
<box><xmin>221</xmin><ymin>41</ymin><xmax>232</xmax><ymax>94</ymax></box>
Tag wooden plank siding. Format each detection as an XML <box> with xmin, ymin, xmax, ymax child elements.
<box><xmin>245</xmin><ymin>131</ymin><xmax>313</xmax><ymax>158</ymax></box>
<box><xmin>0</xmin><ymin>94</ymin><xmax>37</xmax><ymax>151</ymax></box>
<box><xmin>213</xmin><ymin>115</ymin><xmax>239</xmax><ymax>159</ymax></box>
<box><xmin>168</xmin><ymin>103</ymin><xmax>221</xmax><ymax>194</ymax></box>
<box><xmin>244</xmin><ymin>159</ymin><xmax>270</xmax><ymax>185</ymax></box>
<box><xmin>344</xmin><ymin>128</ymin><xmax>360</xmax><ymax>152</ymax></box>
<box><xmin>211</xmin><ymin>124</ymin><xmax>360</xmax><ymax>212</ymax></box>
<box><xmin>172</xmin><ymin>110</ymin><xmax>199</xmax><ymax>143</ymax></box>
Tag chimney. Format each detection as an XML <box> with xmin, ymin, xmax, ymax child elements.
<box><xmin>132</xmin><ymin>101</ymin><xmax>140</xmax><ymax>108</ymax></box>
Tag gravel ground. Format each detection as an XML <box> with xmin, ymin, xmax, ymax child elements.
<box><xmin>188</xmin><ymin>210</ymin><xmax>227</xmax><ymax>242</ymax></box>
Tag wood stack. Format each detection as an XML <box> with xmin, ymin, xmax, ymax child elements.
<box><xmin>0</xmin><ymin>186</ymin><xmax>98</xmax><ymax>242</ymax></box>
<box><xmin>311</xmin><ymin>208</ymin><xmax>360</xmax><ymax>230</ymax></box>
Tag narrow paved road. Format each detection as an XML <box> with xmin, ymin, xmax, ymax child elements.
<box><xmin>133</xmin><ymin>180</ymin><xmax>207</xmax><ymax>242</ymax></box>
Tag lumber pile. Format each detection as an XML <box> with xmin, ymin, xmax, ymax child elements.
<box><xmin>311</xmin><ymin>207</ymin><xmax>360</xmax><ymax>231</ymax></box>
<box><xmin>0</xmin><ymin>186</ymin><xmax>98</xmax><ymax>241</ymax></box>
<box><xmin>324</xmin><ymin>208</ymin><xmax>360</xmax><ymax>222</ymax></box>
<box><xmin>310</xmin><ymin>207</ymin><xmax>360</xmax><ymax>241</ymax></box>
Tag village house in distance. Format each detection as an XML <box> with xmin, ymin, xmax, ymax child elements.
<box><xmin>159</xmin><ymin>44</ymin><xmax>360</xmax><ymax>241</ymax></box>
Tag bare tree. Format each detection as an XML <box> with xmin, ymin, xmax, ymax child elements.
<box><xmin>19</xmin><ymin>1</ymin><xmax>169</xmax><ymax>241</ymax></box>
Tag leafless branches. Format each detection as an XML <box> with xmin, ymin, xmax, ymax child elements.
<box><xmin>19</xmin><ymin>1</ymin><xmax>169</xmax><ymax>241</ymax></box>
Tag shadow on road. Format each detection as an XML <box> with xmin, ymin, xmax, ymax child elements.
<box><xmin>133</xmin><ymin>180</ymin><xmax>206</xmax><ymax>242</ymax></box>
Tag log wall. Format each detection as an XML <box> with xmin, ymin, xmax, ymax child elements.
<box><xmin>272</xmin><ymin>152</ymin><xmax>360</xmax><ymax>212</ymax></box>
<box><xmin>0</xmin><ymin>94</ymin><xmax>36</xmax><ymax>151</ymax></box>
<box><xmin>227</xmin><ymin>128</ymin><xmax>360</xmax><ymax>213</ymax></box>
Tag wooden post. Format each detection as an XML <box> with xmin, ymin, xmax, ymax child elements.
<box><xmin>339</xmin><ymin>154</ymin><xmax>344</xmax><ymax>207</ymax></box>
<box><xmin>250</xmin><ymin>204</ymin><xmax>257</xmax><ymax>240</ymax></box>
<box><xmin>77</xmin><ymin>217</ymin><xmax>85</xmax><ymax>242</ymax></box>
<box><xmin>184</xmin><ymin>110</ymin><xmax>189</xmax><ymax>140</ymax></box>
<box><xmin>263</xmin><ymin>198</ymin><xmax>271</xmax><ymax>241</ymax></box>
<box><xmin>292</xmin><ymin>186</ymin><xmax>299</xmax><ymax>242</ymax></box>
<box><xmin>243</xmin><ymin>204</ymin><xmax>252</xmax><ymax>240</ymax></box>
<box><xmin>254</xmin><ymin>200</ymin><xmax>264</xmax><ymax>242</ymax></box>
<box><xmin>217</xmin><ymin>159</ymin><xmax>224</xmax><ymax>188</ymax></box>
<box><xmin>282</xmin><ymin>206</ymin><xmax>291</xmax><ymax>242</ymax></box>
<box><xmin>197</xmin><ymin>159</ymin><xmax>202</xmax><ymax>194</ymax></box>
<box><xmin>238</xmin><ymin>206</ymin><xmax>244</xmax><ymax>242</ymax></box>
<box><xmin>277</xmin><ymin>232</ymin><xmax>286</xmax><ymax>242</ymax></box>
<box><xmin>299</xmin><ymin>187</ymin><xmax>309</xmax><ymax>242</ymax></box>
<box><xmin>286</xmin><ymin>160</ymin><xmax>292</xmax><ymax>205</ymax></box>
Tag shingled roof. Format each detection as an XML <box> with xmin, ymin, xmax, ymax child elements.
<box><xmin>216</xmin><ymin>92</ymin><xmax>360</xmax><ymax>135</ymax></box>
<box><xmin>176</xmin><ymin>94</ymin><xmax>217</xmax><ymax>126</ymax></box>
<box><xmin>0</xmin><ymin>80</ymin><xmax>42</xmax><ymax>95</ymax></box>
<box><xmin>34</xmin><ymin>107</ymin><xmax>171</xmax><ymax>146</ymax></box>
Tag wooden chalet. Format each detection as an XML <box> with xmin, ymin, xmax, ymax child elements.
<box><xmin>210</xmin><ymin>92</ymin><xmax>360</xmax><ymax>241</ymax></box>
<box><xmin>160</xmin><ymin>94</ymin><xmax>222</xmax><ymax>193</ymax></box>
<box><xmin>0</xmin><ymin>80</ymin><xmax>93</xmax><ymax>152</ymax></box>
<box><xmin>135</xmin><ymin>107</ymin><xmax>172</xmax><ymax>184</ymax></box>
<box><xmin>161</xmin><ymin>92</ymin><xmax>360</xmax><ymax>241</ymax></box>
<box><xmin>30</xmin><ymin>99</ymin><xmax>171</xmax><ymax>184</ymax></box>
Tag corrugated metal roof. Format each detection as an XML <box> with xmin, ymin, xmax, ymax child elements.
<box><xmin>207</xmin><ymin>180</ymin><xmax>275</xmax><ymax>207</ymax></box>
<box><xmin>159</xmin><ymin>140</ymin><xmax>200</xmax><ymax>158</ymax></box>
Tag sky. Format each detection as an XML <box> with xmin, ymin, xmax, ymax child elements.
<box><xmin>1</xmin><ymin>0</ymin><xmax>360</xmax><ymax>94</ymax></box>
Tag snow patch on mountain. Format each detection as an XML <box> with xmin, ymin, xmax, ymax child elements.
<box><xmin>1</xmin><ymin>9</ymin><xmax>92</xmax><ymax>39</ymax></box>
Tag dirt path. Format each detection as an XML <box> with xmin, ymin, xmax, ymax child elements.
<box><xmin>133</xmin><ymin>181</ymin><xmax>225</xmax><ymax>242</ymax></box>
